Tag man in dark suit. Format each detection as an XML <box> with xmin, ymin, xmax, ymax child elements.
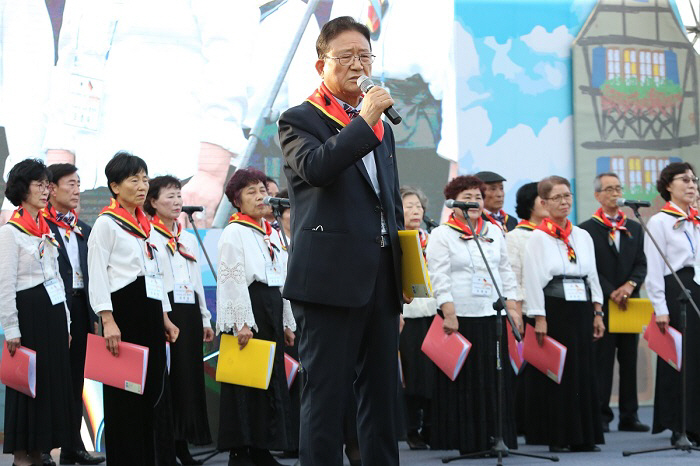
<box><xmin>579</xmin><ymin>172</ymin><xmax>649</xmax><ymax>433</ymax></box>
<box><xmin>45</xmin><ymin>164</ymin><xmax>104</xmax><ymax>465</ymax></box>
<box><xmin>475</xmin><ymin>171</ymin><xmax>518</xmax><ymax>232</ymax></box>
<box><xmin>278</xmin><ymin>16</ymin><xmax>406</xmax><ymax>466</ymax></box>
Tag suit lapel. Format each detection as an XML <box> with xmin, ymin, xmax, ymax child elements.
<box><xmin>49</xmin><ymin>223</ymin><xmax>70</xmax><ymax>264</ymax></box>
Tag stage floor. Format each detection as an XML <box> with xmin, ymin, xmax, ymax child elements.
<box><xmin>4</xmin><ymin>407</ymin><xmax>698</xmax><ymax>465</ymax></box>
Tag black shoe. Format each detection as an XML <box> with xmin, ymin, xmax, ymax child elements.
<box><xmin>602</xmin><ymin>422</ymin><xmax>610</xmax><ymax>433</ymax></box>
<box><xmin>59</xmin><ymin>450</ymin><xmax>105</xmax><ymax>465</ymax></box>
<box><xmin>248</xmin><ymin>448</ymin><xmax>282</xmax><ymax>466</ymax></box>
<box><xmin>548</xmin><ymin>445</ymin><xmax>570</xmax><ymax>453</ymax></box>
<box><xmin>406</xmin><ymin>430</ymin><xmax>428</xmax><ymax>450</ymax></box>
<box><xmin>42</xmin><ymin>453</ymin><xmax>56</xmax><ymax>466</ymax></box>
<box><xmin>228</xmin><ymin>448</ymin><xmax>255</xmax><ymax>466</ymax></box>
<box><xmin>571</xmin><ymin>444</ymin><xmax>601</xmax><ymax>452</ymax></box>
<box><xmin>618</xmin><ymin>420</ymin><xmax>650</xmax><ymax>432</ymax></box>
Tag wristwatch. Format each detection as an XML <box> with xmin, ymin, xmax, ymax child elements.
<box><xmin>627</xmin><ymin>280</ymin><xmax>638</xmax><ymax>288</ymax></box>
<box><xmin>594</xmin><ymin>310</ymin><xmax>604</xmax><ymax>318</ymax></box>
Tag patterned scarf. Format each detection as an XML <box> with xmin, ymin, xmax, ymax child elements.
<box><xmin>8</xmin><ymin>207</ymin><xmax>60</xmax><ymax>255</ymax></box>
<box><xmin>537</xmin><ymin>217</ymin><xmax>576</xmax><ymax>263</ymax></box>
<box><xmin>483</xmin><ymin>210</ymin><xmax>509</xmax><ymax>233</ymax></box>
<box><xmin>150</xmin><ymin>215</ymin><xmax>196</xmax><ymax>262</ymax></box>
<box><xmin>660</xmin><ymin>202</ymin><xmax>700</xmax><ymax>230</ymax></box>
<box><xmin>42</xmin><ymin>204</ymin><xmax>82</xmax><ymax>241</ymax></box>
<box><xmin>515</xmin><ymin>220</ymin><xmax>537</xmax><ymax>231</ymax></box>
<box><xmin>591</xmin><ymin>207</ymin><xmax>630</xmax><ymax>244</ymax></box>
<box><xmin>306</xmin><ymin>82</ymin><xmax>384</xmax><ymax>141</ymax></box>
<box><xmin>228</xmin><ymin>212</ymin><xmax>278</xmax><ymax>261</ymax></box>
<box><xmin>99</xmin><ymin>198</ymin><xmax>151</xmax><ymax>239</ymax></box>
<box><xmin>444</xmin><ymin>213</ymin><xmax>492</xmax><ymax>242</ymax></box>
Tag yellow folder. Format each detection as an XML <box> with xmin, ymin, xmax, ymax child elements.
<box><xmin>608</xmin><ymin>298</ymin><xmax>654</xmax><ymax>334</ymax></box>
<box><xmin>398</xmin><ymin>230</ymin><xmax>433</xmax><ymax>299</ymax></box>
<box><xmin>215</xmin><ymin>334</ymin><xmax>276</xmax><ymax>390</ymax></box>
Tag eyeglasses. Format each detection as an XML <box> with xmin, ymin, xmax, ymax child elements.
<box><xmin>324</xmin><ymin>53</ymin><xmax>376</xmax><ymax>66</ymax></box>
<box><xmin>601</xmin><ymin>186</ymin><xmax>623</xmax><ymax>194</ymax></box>
<box><xmin>30</xmin><ymin>181</ymin><xmax>50</xmax><ymax>191</ymax></box>
<box><xmin>673</xmin><ymin>175</ymin><xmax>699</xmax><ymax>184</ymax></box>
<box><xmin>546</xmin><ymin>193</ymin><xmax>573</xmax><ymax>204</ymax></box>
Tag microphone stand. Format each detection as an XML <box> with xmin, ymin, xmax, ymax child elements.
<box><xmin>185</xmin><ymin>210</ymin><xmax>217</xmax><ymax>280</ymax></box>
<box><xmin>442</xmin><ymin>211</ymin><xmax>558</xmax><ymax>465</ymax></box>
<box><xmin>622</xmin><ymin>205</ymin><xmax>700</xmax><ymax>457</ymax></box>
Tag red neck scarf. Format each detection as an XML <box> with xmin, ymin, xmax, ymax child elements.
<box><xmin>306</xmin><ymin>82</ymin><xmax>384</xmax><ymax>141</ymax></box>
<box><xmin>660</xmin><ymin>202</ymin><xmax>700</xmax><ymax>229</ymax></box>
<box><xmin>228</xmin><ymin>212</ymin><xmax>277</xmax><ymax>261</ymax></box>
<box><xmin>591</xmin><ymin>207</ymin><xmax>630</xmax><ymax>243</ymax></box>
<box><xmin>444</xmin><ymin>213</ymin><xmax>492</xmax><ymax>242</ymax></box>
<box><xmin>42</xmin><ymin>204</ymin><xmax>82</xmax><ymax>241</ymax></box>
<box><xmin>150</xmin><ymin>215</ymin><xmax>196</xmax><ymax>261</ymax></box>
<box><xmin>537</xmin><ymin>217</ymin><xmax>576</xmax><ymax>263</ymax></box>
<box><xmin>99</xmin><ymin>199</ymin><xmax>151</xmax><ymax>239</ymax></box>
<box><xmin>515</xmin><ymin>220</ymin><xmax>538</xmax><ymax>231</ymax></box>
<box><xmin>483</xmin><ymin>210</ymin><xmax>508</xmax><ymax>233</ymax></box>
<box><xmin>8</xmin><ymin>207</ymin><xmax>60</xmax><ymax>252</ymax></box>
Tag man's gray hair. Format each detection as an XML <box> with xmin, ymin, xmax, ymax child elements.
<box><xmin>594</xmin><ymin>172</ymin><xmax>620</xmax><ymax>192</ymax></box>
<box><xmin>400</xmin><ymin>185</ymin><xmax>429</xmax><ymax>210</ymax></box>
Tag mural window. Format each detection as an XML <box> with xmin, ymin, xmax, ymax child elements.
<box><xmin>607</xmin><ymin>48</ymin><xmax>621</xmax><ymax>79</ymax></box>
<box><xmin>639</xmin><ymin>50</ymin><xmax>652</xmax><ymax>83</ymax></box>
<box><xmin>628</xmin><ymin>157</ymin><xmax>642</xmax><ymax>191</ymax></box>
<box><xmin>652</xmin><ymin>51</ymin><xmax>666</xmax><ymax>83</ymax></box>
<box><xmin>611</xmin><ymin>156</ymin><xmax>626</xmax><ymax>186</ymax></box>
<box><xmin>623</xmin><ymin>49</ymin><xmax>638</xmax><ymax>82</ymax></box>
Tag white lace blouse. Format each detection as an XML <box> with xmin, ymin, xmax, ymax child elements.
<box><xmin>216</xmin><ymin>221</ymin><xmax>296</xmax><ymax>335</ymax></box>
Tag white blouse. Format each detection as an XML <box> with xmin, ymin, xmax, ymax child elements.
<box><xmin>644</xmin><ymin>205</ymin><xmax>700</xmax><ymax>316</ymax></box>
<box><xmin>523</xmin><ymin>227</ymin><xmax>604</xmax><ymax>317</ymax></box>
<box><xmin>216</xmin><ymin>222</ymin><xmax>296</xmax><ymax>335</ymax></box>
<box><xmin>150</xmin><ymin>226</ymin><xmax>212</xmax><ymax>328</ymax></box>
<box><xmin>426</xmin><ymin>223</ymin><xmax>517</xmax><ymax>317</ymax></box>
<box><xmin>0</xmin><ymin>225</ymin><xmax>70</xmax><ymax>340</ymax></box>
<box><xmin>87</xmin><ymin>215</ymin><xmax>172</xmax><ymax>315</ymax></box>
<box><xmin>505</xmin><ymin>227</ymin><xmax>534</xmax><ymax>314</ymax></box>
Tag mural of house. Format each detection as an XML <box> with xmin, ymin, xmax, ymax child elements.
<box><xmin>573</xmin><ymin>0</ymin><xmax>700</xmax><ymax>215</ymax></box>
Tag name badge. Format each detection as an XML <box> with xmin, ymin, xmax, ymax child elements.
<box><xmin>44</xmin><ymin>278</ymin><xmax>66</xmax><ymax>305</ymax></box>
<box><xmin>73</xmin><ymin>270</ymin><xmax>85</xmax><ymax>289</ymax></box>
<box><xmin>471</xmin><ymin>274</ymin><xmax>493</xmax><ymax>297</ymax></box>
<box><xmin>145</xmin><ymin>274</ymin><xmax>164</xmax><ymax>301</ymax></box>
<box><xmin>563</xmin><ymin>278</ymin><xmax>587</xmax><ymax>302</ymax></box>
<box><xmin>173</xmin><ymin>282</ymin><xmax>196</xmax><ymax>304</ymax></box>
<box><xmin>265</xmin><ymin>262</ymin><xmax>285</xmax><ymax>287</ymax></box>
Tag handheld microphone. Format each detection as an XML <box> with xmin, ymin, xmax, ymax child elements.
<box><xmin>357</xmin><ymin>76</ymin><xmax>402</xmax><ymax>125</ymax></box>
<box><xmin>182</xmin><ymin>206</ymin><xmax>204</xmax><ymax>215</ymax></box>
<box><xmin>444</xmin><ymin>200</ymin><xmax>480</xmax><ymax>210</ymax></box>
<box><xmin>616</xmin><ymin>198</ymin><xmax>651</xmax><ymax>208</ymax></box>
<box><xmin>423</xmin><ymin>214</ymin><xmax>439</xmax><ymax>229</ymax></box>
<box><xmin>263</xmin><ymin>196</ymin><xmax>291</xmax><ymax>209</ymax></box>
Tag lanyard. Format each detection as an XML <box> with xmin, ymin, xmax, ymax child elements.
<box><xmin>136</xmin><ymin>237</ymin><xmax>161</xmax><ymax>275</ymax></box>
<box><xmin>684</xmin><ymin>229</ymin><xmax>696</xmax><ymax>258</ymax></box>
<box><xmin>252</xmin><ymin>230</ymin><xmax>276</xmax><ymax>265</ymax></box>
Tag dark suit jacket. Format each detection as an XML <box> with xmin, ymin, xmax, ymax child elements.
<box><xmin>278</xmin><ymin>101</ymin><xmax>403</xmax><ymax>308</ymax></box>
<box><xmin>482</xmin><ymin>212</ymin><xmax>518</xmax><ymax>232</ymax></box>
<box><xmin>48</xmin><ymin>220</ymin><xmax>97</xmax><ymax>327</ymax></box>
<box><xmin>579</xmin><ymin>217</ymin><xmax>647</xmax><ymax>315</ymax></box>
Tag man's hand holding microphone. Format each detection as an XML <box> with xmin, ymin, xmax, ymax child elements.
<box><xmin>357</xmin><ymin>76</ymin><xmax>402</xmax><ymax>127</ymax></box>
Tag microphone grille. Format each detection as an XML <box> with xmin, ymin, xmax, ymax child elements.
<box><xmin>263</xmin><ymin>196</ymin><xmax>272</xmax><ymax>205</ymax></box>
<box><xmin>616</xmin><ymin>198</ymin><xmax>626</xmax><ymax>207</ymax></box>
<box><xmin>357</xmin><ymin>75</ymin><xmax>373</xmax><ymax>93</ymax></box>
<box><xmin>444</xmin><ymin>199</ymin><xmax>455</xmax><ymax>208</ymax></box>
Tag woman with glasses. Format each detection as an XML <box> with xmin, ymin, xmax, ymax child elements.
<box><xmin>522</xmin><ymin>176</ymin><xmax>605</xmax><ymax>453</ymax></box>
<box><xmin>0</xmin><ymin>160</ymin><xmax>74</xmax><ymax>466</ymax></box>
<box><xmin>426</xmin><ymin>175</ymin><xmax>521</xmax><ymax>455</ymax></box>
<box><xmin>399</xmin><ymin>186</ymin><xmax>437</xmax><ymax>450</ymax></box>
<box><xmin>644</xmin><ymin>162</ymin><xmax>700</xmax><ymax>445</ymax></box>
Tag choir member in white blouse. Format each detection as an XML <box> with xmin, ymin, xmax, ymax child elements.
<box><xmin>398</xmin><ymin>186</ymin><xmax>437</xmax><ymax>450</ymax></box>
<box><xmin>425</xmin><ymin>175</ymin><xmax>521</xmax><ymax>454</ymax></box>
<box><xmin>644</xmin><ymin>162</ymin><xmax>700</xmax><ymax>445</ymax></box>
<box><xmin>145</xmin><ymin>175</ymin><xmax>214</xmax><ymax>465</ymax></box>
<box><xmin>0</xmin><ymin>159</ymin><xmax>73</xmax><ymax>466</ymax></box>
<box><xmin>87</xmin><ymin>152</ymin><xmax>179</xmax><ymax>466</ymax></box>
<box><xmin>522</xmin><ymin>175</ymin><xmax>605</xmax><ymax>453</ymax></box>
<box><xmin>216</xmin><ymin>168</ymin><xmax>296</xmax><ymax>466</ymax></box>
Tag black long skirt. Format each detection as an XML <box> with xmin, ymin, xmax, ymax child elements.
<box><xmin>167</xmin><ymin>292</ymin><xmax>212</xmax><ymax>445</ymax></box>
<box><xmin>103</xmin><ymin>277</ymin><xmax>176</xmax><ymax>465</ymax></box>
<box><xmin>217</xmin><ymin>282</ymin><xmax>293</xmax><ymax>451</ymax></box>
<box><xmin>431</xmin><ymin>316</ymin><xmax>517</xmax><ymax>454</ymax></box>
<box><xmin>652</xmin><ymin>267</ymin><xmax>700</xmax><ymax>434</ymax></box>
<box><xmin>3</xmin><ymin>284</ymin><xmax>74</xmax><ymax>453</ymax></box>
<box><xmin>523</xmin><ymin>297</ymin><xmax>604</xmax><ymax>447</ymax></box>
<box><xmin>399</xmin><ymin>315</ymin><xmax>436</xmax><ymax>399</ymax></box>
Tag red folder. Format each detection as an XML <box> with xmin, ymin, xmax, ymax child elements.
<box><xmin>421</xmin><ymin>315</ymin><xmax>472</xmax><ymax>381</ymax></box>
<box><xmin>284</xmin><ymin>353</ymin><xmax>299</xmax><ymax>389</ymax></box>
<box><xmin>0</xmin><ymin>344</ymin><xmax>36</xmax><ymax>398</ymax></box>
<box><xmin>84</xmin><ymin>334</ymin><xmax>149</xmax><ymax>395</ymax></box>
<box><xmin>506</xmin><ymin>320</ymin><xmax>525</xmax><ymax>374</ymax></box>
<box><xmin>522</xmin><ymin>324</ymin><xmax>567</xmax><ymax>384</ymax></box>
<box><xmin>643</xmin><ymin>315</ymin><xmax>682</xmax><ymax>371</ymax></box>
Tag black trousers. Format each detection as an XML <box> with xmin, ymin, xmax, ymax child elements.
<box><xmin>594</xmin><ymin>322</ymin><xmax>640</xmax><ymax>425</ymax></box>
<box><xmin>293</xmin><ymin>248</ymin><xmax>401</xmax><ymax>466</ymax></box>
<box><xmin>64</xmin><ymin>292</ymin><xmax>90</xmax><ymax>452</ymax></box>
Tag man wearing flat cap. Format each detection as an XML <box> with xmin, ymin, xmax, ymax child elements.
<box><xmin>475</xmin><ymin>171</ymin><xmax>518</xmax><ymax>232</ymax></box>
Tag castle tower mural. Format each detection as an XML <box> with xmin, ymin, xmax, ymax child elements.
<box><xmin>573</xmin><ymin>0</ymin><xmax>699</xmax><ymax>218</ymax></box>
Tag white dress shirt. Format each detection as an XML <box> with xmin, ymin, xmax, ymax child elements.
<box><xmin>150</xmin><ymin>226</ymin><xmax>212</xmax><ymax>328</ymax></box>
<box><xmin>58</xmin><ymin>226</ymin><xmax>84</xmax><ymax>289</ymax></box>
<box><xmin>216</xmin><ymin>222</ymin><xmax>296</xmax><ymax>335</ymax></box>
<box><xmin>505</xmin><ymin>227</ymin><xmax>533</xmax><ymax>313</ymax></box>
<box><xmin>87</xmin><ymin>215</ymin><xmax>171</xmax><ymax>314</ymax></box>
<box><xmin>0</xmin><ymin>225</ymin><xmax>70</xmax><ymax>340</ymax></box>
<box><xmin>426</xmin><ymin>223</ymin><xmax>516</xmax><ymax>317</ymax></box>
<box><xmin>523</xmin><ymin>227</ymin><xmax>604</xmax><ymax>317</ymax></box>
<box><xmin>644</xmin><ymin>204</ymin><xmax>700</xmax><ymax>316</ymax></box>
